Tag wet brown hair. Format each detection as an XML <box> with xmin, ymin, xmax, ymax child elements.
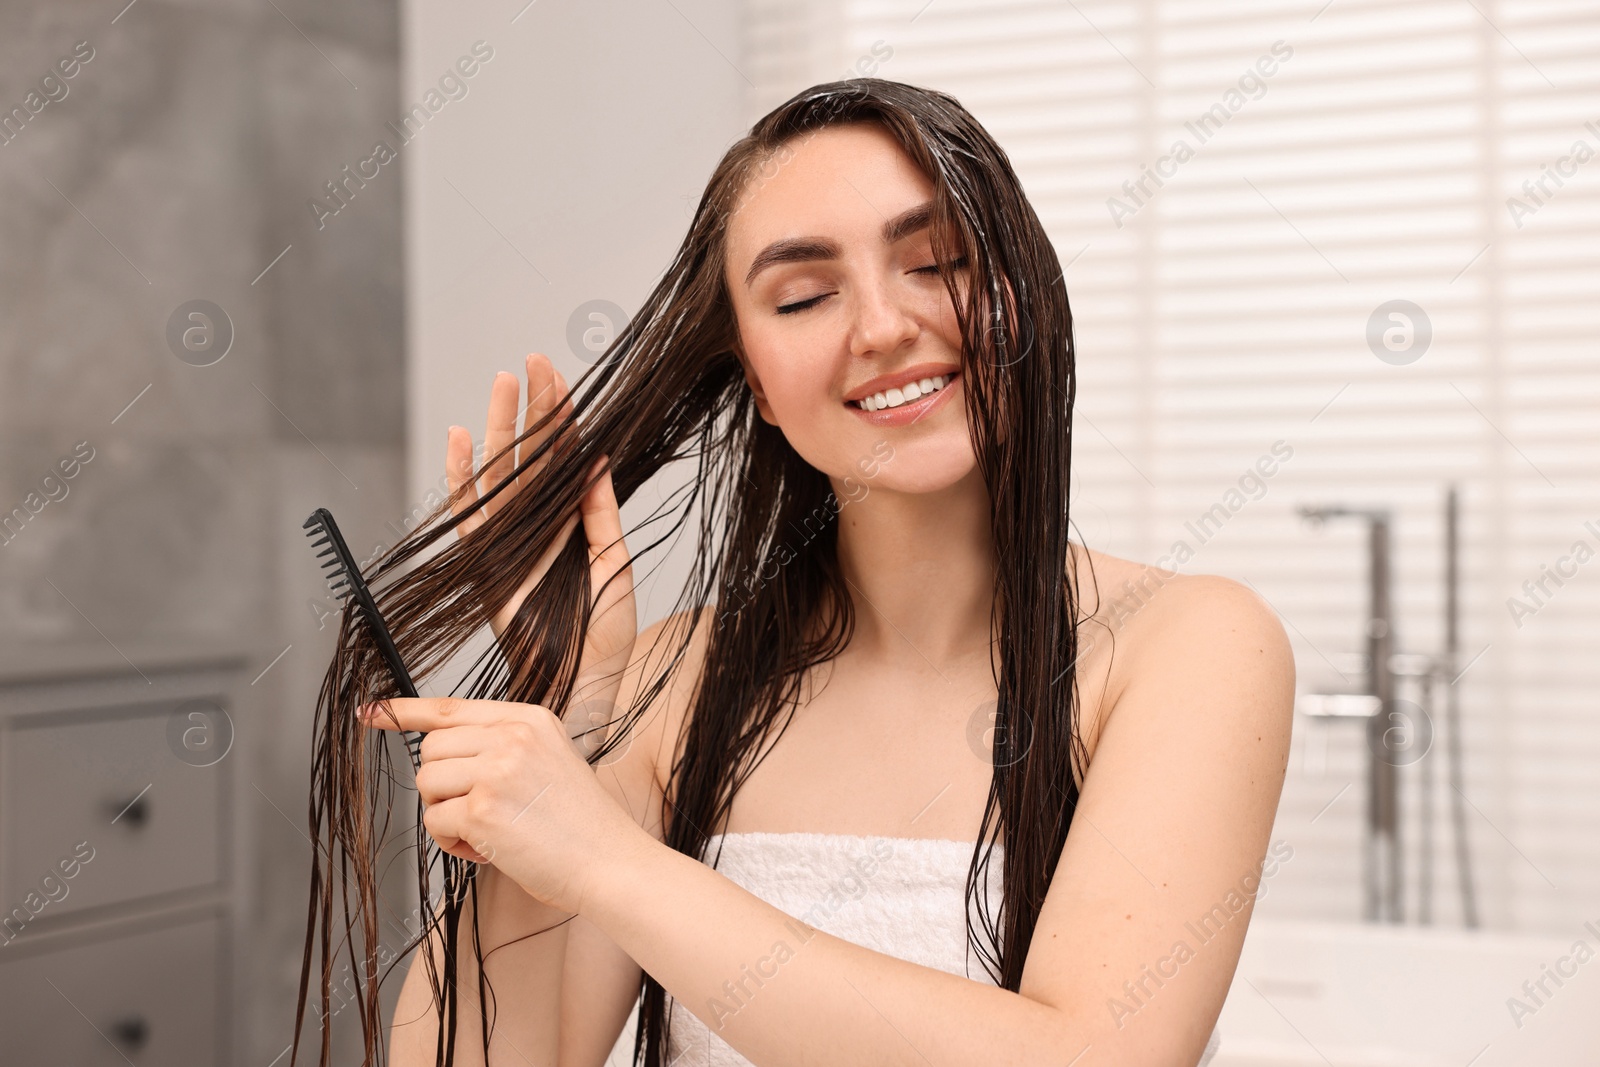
<box><xmin>292</xmin><ymin>75</ymin><xmax>1090</xmax><ymax>1067</ymax></box>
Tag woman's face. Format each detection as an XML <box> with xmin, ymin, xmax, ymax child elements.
<box><xmin>723</xmin><ymin>122</ymin><xmax>977</xmax><ymax>496</ymax></box>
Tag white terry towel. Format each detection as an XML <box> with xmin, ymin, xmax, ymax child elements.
<box><xmin>662</xmin><ymin>831</ymin><xmax>1220</xmax><ymax>1066</ymax></box>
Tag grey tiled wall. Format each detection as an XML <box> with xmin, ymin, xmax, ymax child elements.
<box><xmin>1</xmin><ymin>1</ymin><xmax>405</xmax><ymax>1062</ymax></box>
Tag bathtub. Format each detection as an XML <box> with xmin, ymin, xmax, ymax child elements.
<box><xmin>1210</xmin><ymin>918</ymin><xmax>1600</xmax><ymax>1066</ymax></box>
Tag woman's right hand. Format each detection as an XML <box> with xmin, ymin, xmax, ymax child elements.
<box><xmin>445</xmin><ymin>352</ymin><xmax>638</xmax><ymax>736</ymax></box>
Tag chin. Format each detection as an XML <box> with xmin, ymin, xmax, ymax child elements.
<box><xmin>839</xmin><ymin>436</ymin><xmax>978</xmax><ymax>497</ymax></box>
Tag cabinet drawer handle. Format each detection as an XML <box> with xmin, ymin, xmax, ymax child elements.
<box><xmin>109</xmin><ymin>1014</ymin><xmax>150</xmax><ymax>1050</ymax></box>
<box><xmin>107</xmin><ymin>793</ymin><xmax>150</xmax><ymax>827</ymax></box>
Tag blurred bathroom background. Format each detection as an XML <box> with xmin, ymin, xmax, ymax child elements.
<box><xmin>0</xmin><ymin>0</ymin><xmax>1595</xmax><ymax>1064</ymax></box>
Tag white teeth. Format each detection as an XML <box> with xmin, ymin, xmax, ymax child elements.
<box><xmin>857</xmin><ymin>374</ymin><xmax>952</xmax><ymax>412</ymax></box>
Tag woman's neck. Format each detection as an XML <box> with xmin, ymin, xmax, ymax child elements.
<box><xmin>830</xmin><ymin>464</ymin><xmax>998</xmax><ymax>665</ymax></box>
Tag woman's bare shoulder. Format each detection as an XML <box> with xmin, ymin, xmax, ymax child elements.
<box><xmin>1070</xmin><ymin>541</ymin><xmax>1277</xmax><ymax>637</ymax></box>
<box><xmin>1068</xmin><ymin>544</ymin><xmax>1293</xmax><ymax>759</ymax></box>
<box><xmin>613</xmin><ymin>606</ymin><xmax>719</xmax><ymax>799</ymax></box>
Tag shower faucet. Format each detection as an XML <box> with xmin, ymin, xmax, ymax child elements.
<box><xmin>1295</xmin><ymin>504</ymin><xmax>1401</xmax><ymax>923</ymax></box>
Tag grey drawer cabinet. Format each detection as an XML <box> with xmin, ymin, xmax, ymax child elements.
<box><xmin>0</xmin><ymin>911</ymin><xmax>223</xmax><ymax>1064</ymax></box>
<box><xmin>0</xmin><ymin>641</ymin><xmax>251</xmax><ymax>1066</ymax></box>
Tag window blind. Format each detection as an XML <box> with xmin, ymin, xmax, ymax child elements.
<box><xmin>740</xmin><ymin>0</ymin><xmax>1600</xmax><ymax>934</ymax></box>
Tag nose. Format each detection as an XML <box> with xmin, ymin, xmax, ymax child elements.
<box><xmin>846</xmin><ymin>270</ymin><xmax>921</xmax><ymax>360</ymax></box>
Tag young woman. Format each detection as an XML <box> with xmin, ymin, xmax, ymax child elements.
<box><xmin>327</xmin><ymin>78</ymin><xmax>1293</xmax><ymax>1067</ymax></box>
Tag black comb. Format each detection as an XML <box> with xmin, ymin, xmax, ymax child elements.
<box><xmin>303</xmin><ymin>507</ymin><xmax>425</xmax><ymax>772</ymax></box>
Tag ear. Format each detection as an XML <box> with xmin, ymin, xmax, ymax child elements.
<box><xmin>733</xmin><ymin>339</ymin><xmax>778</xmax><ymax>425</ymax></box>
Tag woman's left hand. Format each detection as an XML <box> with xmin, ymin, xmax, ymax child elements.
<box><xmin>359</xmin><ymin>696</ymin><xmax>647</xmax><ymax>916</ymax></box>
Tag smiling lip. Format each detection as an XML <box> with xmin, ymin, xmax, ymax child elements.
<box><xmin>846</xmin><ymin>370</ymin><xmax>961</xmax><ymax>427</ymax></box>
<box><xmin>844</xmin><ymin>362</ymin><xmax>962</xmax><ymax>404</ymax></box>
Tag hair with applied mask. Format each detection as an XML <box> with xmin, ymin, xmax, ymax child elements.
<box><xmin>293</xmin><ymin>76</ymin><xmax>1094</xmax><ymax>1067</ymax></box>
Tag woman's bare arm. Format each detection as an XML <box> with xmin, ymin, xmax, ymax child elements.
<box><xmin>388</xmin><ymin>864</ymin><xmax>572</xmax><ymax>1067</ymax></box>
<box><xmin>571</xmin><ymin>576</ymin><xmax>1294</xmax><ymax>1067</ymax></box>
<box><xmin>555</xmin><ymin>611</ymin><xmax>695</xmax><ymax>1066</ymax></box>
<box><xmin>387</xmin><ymin>610</ymin><xmax>697</xmax><ymax>1067</ymax></box>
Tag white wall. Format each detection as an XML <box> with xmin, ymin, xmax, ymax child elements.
<box><xmin>401</xmin><ymin>0</ymin><xmax>746</xmax><ymax>628</ymax></box>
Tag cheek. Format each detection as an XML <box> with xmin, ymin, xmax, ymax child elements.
<box><xmin>759</xmin><ymin>360</ymin><xmax>830</xmax><ymax>424</ymax></box>
<box><xmin>763</xmin><ymin>371</ymin><xmax>850</xmax><ymax>475</ymax></box>
<box><xmin>743</xmin><ymin>333</ymin><xmax>855</xmax><ymax>471</ymax></box>
<box><xmin>927</xmin><ymin>278</ymin><xmax>969</xmax><ymax>354</ymax></box>
<box><xmin>743</xmin><ymin>320</ymin><xmax>834</xmax><ymax>425</ymax></box>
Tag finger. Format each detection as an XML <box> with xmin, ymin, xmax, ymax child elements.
<box><xmin>359</xmin><ymin>696</ymin><xmax>551</xmax><ymax>733</ymax></box>
<box><xmin>417</xmin><ymin>723</ymin><xmax>497</xmax><ymax>763</ymax></box>
<box><xmin>550</xmin><ymin>364</ymin><xmax>578</xmax><ymax>461</ymax></box>
<box><xmin>414</xmin><ymin>755</ymin><xmax>480</xmax><ymax>806</ymax></box>
<box><xmin>521</xmin><ymin>352</ymin><xmax>576</xmax><ymax>482</ymax></box>
<box><xmin>479</xmin><ymin>371</ymin><xmax>521</xmax><ymax>515</ymax></box>
<box><xmin>580</xmin><ymin>455</ymin><xmax>629</xmax><ymax>581</ymax></box>
<box><xmin>445</xmin><ymin>425</ymin><xmax>482</xmax><ymax>537</ymax></box>
<box><xmin>421</xmin><ymin>797</ymin><xmax>486</xmax><ymax>861</ymax></box>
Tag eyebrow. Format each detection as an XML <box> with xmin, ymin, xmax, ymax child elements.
<box><xmin>742</xmin><ymin>200</ymin><xmax>936</xmax><ymax>288</ymax></box>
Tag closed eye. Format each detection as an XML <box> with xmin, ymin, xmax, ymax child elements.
<box><xmin>775</xmin><ymin>256</ymin><xmax>969</xmax><ymax>315</ymax></box>
<box><xmin>914</xmin><ymin>255</ymin><xmax>968</xmax><ymax>276</ymax></box>
<box><xmin>775</xmin><ymin>293</ymin><xmax>828</xmax><ymax>315</ymax></box>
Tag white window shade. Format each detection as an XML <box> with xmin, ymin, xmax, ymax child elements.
<box><xmin>740</xmin><ymin>0</ymin><xmax>1600</xmax><ymax>934</ymax></box>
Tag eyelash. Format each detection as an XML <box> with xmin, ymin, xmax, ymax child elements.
<box><xmin>774</xmin><ymin>256</ymin><xmax>969</xmax><ymax>316</ymax></box>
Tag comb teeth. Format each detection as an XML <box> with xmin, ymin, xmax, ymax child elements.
<box><xmin>305</xmin><ymin>515</ymin><xmax>355</xmax><ymax>600</ymax></box>
<box><xmin>303</xmin><ymin>506</ymin><xmax>424</xmax><ymax>773</ymax></box>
